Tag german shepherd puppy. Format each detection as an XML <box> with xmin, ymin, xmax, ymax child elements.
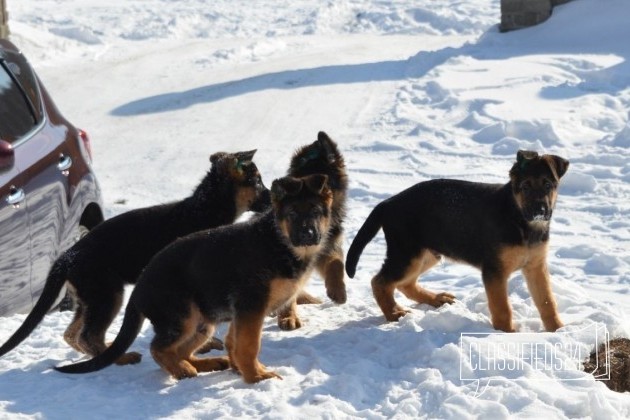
<box><xmin>55</xmin><ymin>174</ymin><xmax>333</xmax><ymax>383</ymax></box>
<box><xmin>346</xmin><ymin>150</ymin><xmax>569</xmax><ymax>332</ymax></box>
<box><xmin>0</xmin><ymin>150</ymin><xmax>270</xmax><ymax>361</ymax></box>
<box><xmin>277</xmin><ymin>131</ymin><xmax>348</xmax><ymax>330</ymax></box>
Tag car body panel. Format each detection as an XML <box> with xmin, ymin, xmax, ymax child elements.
<box><xmin>0</xmin><ymin>39</ymin><xmax>104</xmax><ymax>315</ymax></box>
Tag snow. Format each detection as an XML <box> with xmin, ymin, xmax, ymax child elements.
<box><xmin>2</xmin><ymin>0</ymin><xmax>629</xmax><ymax>418</ymax></box>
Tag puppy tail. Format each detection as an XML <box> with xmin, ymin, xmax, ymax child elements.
<box><xmin>0</xmin><ymin>258</ymin><xmax>69</xmax><ymax>358</ymax></box>
<box><xmin>54</xmin><ymin>298</ymin><xmax>144</xmax><ymax>374</ymax></box>
<box><xmin>345</xmin><ymin>203</ymin><xmax>384</xmax><ymax>278</ymax></box>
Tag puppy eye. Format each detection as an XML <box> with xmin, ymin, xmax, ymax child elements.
<box><xmin>520</xmin><ymin>181</ymin><xmax>531</xmax><ymax>192</ymax></box>
<box><xmin>543</xmin><ymin>181</ymin><xmax>553</xmax><ymax>192</ymax></box>
<box><xmin>287</xmin><ymin>210</ymin><xmax>298</xmax><ymax>221</ymax></box>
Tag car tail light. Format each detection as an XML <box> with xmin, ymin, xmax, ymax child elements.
<box><xmin>78</xmin><ymin>129</ymin><xmax>93</xmax><ymax>163</ymax></box>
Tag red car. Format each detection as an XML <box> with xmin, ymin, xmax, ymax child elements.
<box><xmin>0</xmin><ymin>39</ymin><xmax>103</xmax><ymax>316</ymax></box>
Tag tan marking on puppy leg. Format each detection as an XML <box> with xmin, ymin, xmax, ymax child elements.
<box><xmin>396</xmin><ymin>250</ymin><xmax>454</xmax><ymax>307</ymax></box>
<box><xmin>233</xmin><ymin>313</ymin><xmax>282</xmax><ymax>383</ymax></box>
<box><xmin>522</xmin><ymin>244</ymin><xmax>563</xmax><ymax>332</ymax></box>
<box><xmin>372</xmin><ymin>274</ymin><xmax>409</xmax><ymax>321</ymax></box>
<box><xmin>150</xmin><ymin>305</ymin><xmax>204</xmax><ymax>379</ymax></box>
<box><xmin>483</xmin><ymin>279</ymin><xmax>514</xmax><ymax>332</ymax></box>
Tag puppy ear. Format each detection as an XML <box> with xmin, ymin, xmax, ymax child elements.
<box><xmin>304</xmin><ymin>174</ymin><xmax>328</xmax><ymax>194</ymax></box>
<box><xmin>317</xmin><ymin>131</ymin><xmax>336</xmax><ymax>164</ymax></box>
<box><xmin>209</xmin><ymin>152</ymin><xmax>228</xmax><ymax>164</ymax></box>
<box><xmin>516</xmin><ymin>150</ymin><xmax>538</xmax><ymax>165</ymax></box>
<box><xmin>271</xmin><ymin>176</ymin><xmax>303</xmax><ymax>202</ymax></box>
<box><xmin>271</xmin><ymin>180</ymin><xmax>286</xmax><ymax>203</ymax></box>
<box><xmin>235</xmin><ymin>149</ymin><xmax>256</xmax><ymax>164</ymax></box>
<box><xmin>546</xmin><ymin>155</ymin><xmax>570</xmax><ymax>179</ymax></box>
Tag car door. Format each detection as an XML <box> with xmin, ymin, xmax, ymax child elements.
<box><xmin>2</xmin><ymin>48</ymin><xmax>73</xmax><ymax>302</ymax></box>
<box><xmin>0</xmin><ymin>61</ymin><xmax>33</xmax><ymax>315</ymax></box>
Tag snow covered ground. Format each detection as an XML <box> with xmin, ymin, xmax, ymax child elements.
<box><xmin>1</xmin><ymin>0</ymin><xmax>629</xmax><ymax>418</ymax></box>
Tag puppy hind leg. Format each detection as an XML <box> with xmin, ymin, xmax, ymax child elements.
<box><xmin>396</xmin><ymin>250</ymin><xmax>455</xmax><ymax>307</ymax></box>
<box><xmin>195</xmin><ymin>336</ymin><xmax>225</xmax><ymax>354</ymax></box>
<box><xmin>184</xmin><ymin>323</ymin><xmax>230</xmax><ymax>373</ymax></box>
<box><xmin>150</xmin><ymin>313</ymin><xmax>200</xmax><ymax>379</ymax></box>
<box><xmin>277</xmin><ymin>298</ymin><xmax>301</xmax><ymax>331</ymax></box>
<box><xmin>77</xmin><ymin>290</ymin><xmax>124</xmax><ymax>357</ymax></box>
<box><xmin>63</xmin><ymin>295</ymin><xmax>87</xmax><ymax>353</ymax></box>
<box><xmin>372</xmin><ymin>273</ymin><xmax>409</xmax><ymax>322</ymax></box>
<box><xmin>224</xmin><ymin>322</ymin><xmax>239</xmax><ymax>373</ymax></box>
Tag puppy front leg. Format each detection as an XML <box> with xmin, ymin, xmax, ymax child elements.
<box><xmin>233</xmin><ymin>313</ymin><xmax>282</xmax><ymax>384</ymax></box>
<box><xmin>482</xmin><ymin>270</ymin><xmax>515</xmax><ymax>332</ymax></box>
<box><xmin>317</xmin><ymin>247</ymin><xmax>347</xmax><ymax>304</ymax></box>
<box><xmin>522</xmin><ymin>259</ymin><xmax>563</xmax><ymax>332</ymax></box>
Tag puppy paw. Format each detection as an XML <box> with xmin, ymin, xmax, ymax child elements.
<box><xmin>189</xmin><ymin>356</ymin><xmax>230</xmax><ymax>373</ymax></box>
<box><xmin>278</xmin><ymin>316</ymin><xmax>302</xmax><ymax>331</ymax></box>
<box><xmin>326</xmin><ymin>285</ymin><xmax>347</xmax><ymax>304</ymax></box>
<box><xmin>434</xmin><ymin>292</ymin><xmax>456</xmax><ymax>306</ymax></box>
<box><xmin>325</xmin><ymin>259</ymin><xmax>347</xmax><ymax>304</ymax></box>
<box><xmin>244</xmin><ymin>370</ymin><xmax>283</xmax><ymax>384</ymax></box>
<box><xmin>296</xmin><ymin>291</ymin><xmax>322</xmax><ymax>305</ymax></box>
<box><xmin>385</xmin><ymin>307</ymin><xmax>410</xmax><ymax>322</ymax></box>
<box><xmin>196</xmin><ymin>336</ymin><xmax>225</xmax><ymax>354</ymax></box>
<box><xmin>171</xmin><ymin>363</ymin><xmax>198</xmax><ymax>380</ymax></box>
<box><xmin>115</xmin><ymin>351</ymin><xmax>142</xmax><ymax>365</ymax></box>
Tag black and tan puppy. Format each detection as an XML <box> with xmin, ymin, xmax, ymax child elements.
<box><xmin>55</xmin><ymin>174</ymin><xmax>333</xmax><ymax>383</ymax></box>
<box><xmin>346</xmin><ymin>150</ymin><xmax>569</xmax><ymax>332</ymax></box>
<box><xmin>277</xmin><ymin>131</ymin><xmax>348</xmax><ymax>330</ymax></box>
<box><xmin>0</xmin><ymin>150</ymin><xmax>269</xmax><ymax>361</ymax></box>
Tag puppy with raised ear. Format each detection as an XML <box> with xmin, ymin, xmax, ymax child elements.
<box><xmin>277</xmin><ymin>131</ymin><xmax>349</xmax><ymax>330</ymax></box>
<box><xmin>0</xmin><ymin>150</ymin><xmax>270</xmax><ymax>362</ymax></box>
<box><xmin>55</xmin><ymin>174</ymin><xmax>334</xmax><ymax>383</ymax></box>
<box><xmin>346</xmin><ymin>150</ymin><xmax>569</xmax><ymax>332</ymax></box>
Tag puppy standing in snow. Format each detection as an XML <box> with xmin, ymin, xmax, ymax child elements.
<box><xmin>56</xmin><ymin>174</ymin><xmax>334</xmax><ymax>383</ymax></box>
<box><xmin>346</xmin><ymin>150</ymin><xmax>569</xmax><ymax>332</ymax></box>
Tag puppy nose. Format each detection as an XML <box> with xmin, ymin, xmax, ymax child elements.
<box><xmin>300</xmin><ymin>226</ymin><xmax>316</xmax><ymax>242</ymax></box>
<box><xmin>532</xmin><ymin>204</ymin><xmax>549</xmax><ymax>220</ymax></box>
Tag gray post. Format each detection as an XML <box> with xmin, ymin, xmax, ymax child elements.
<box><xmin>0</xmin><ymin>0</ymin><xmax>8</xmax><ymax>39</ymax></box>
